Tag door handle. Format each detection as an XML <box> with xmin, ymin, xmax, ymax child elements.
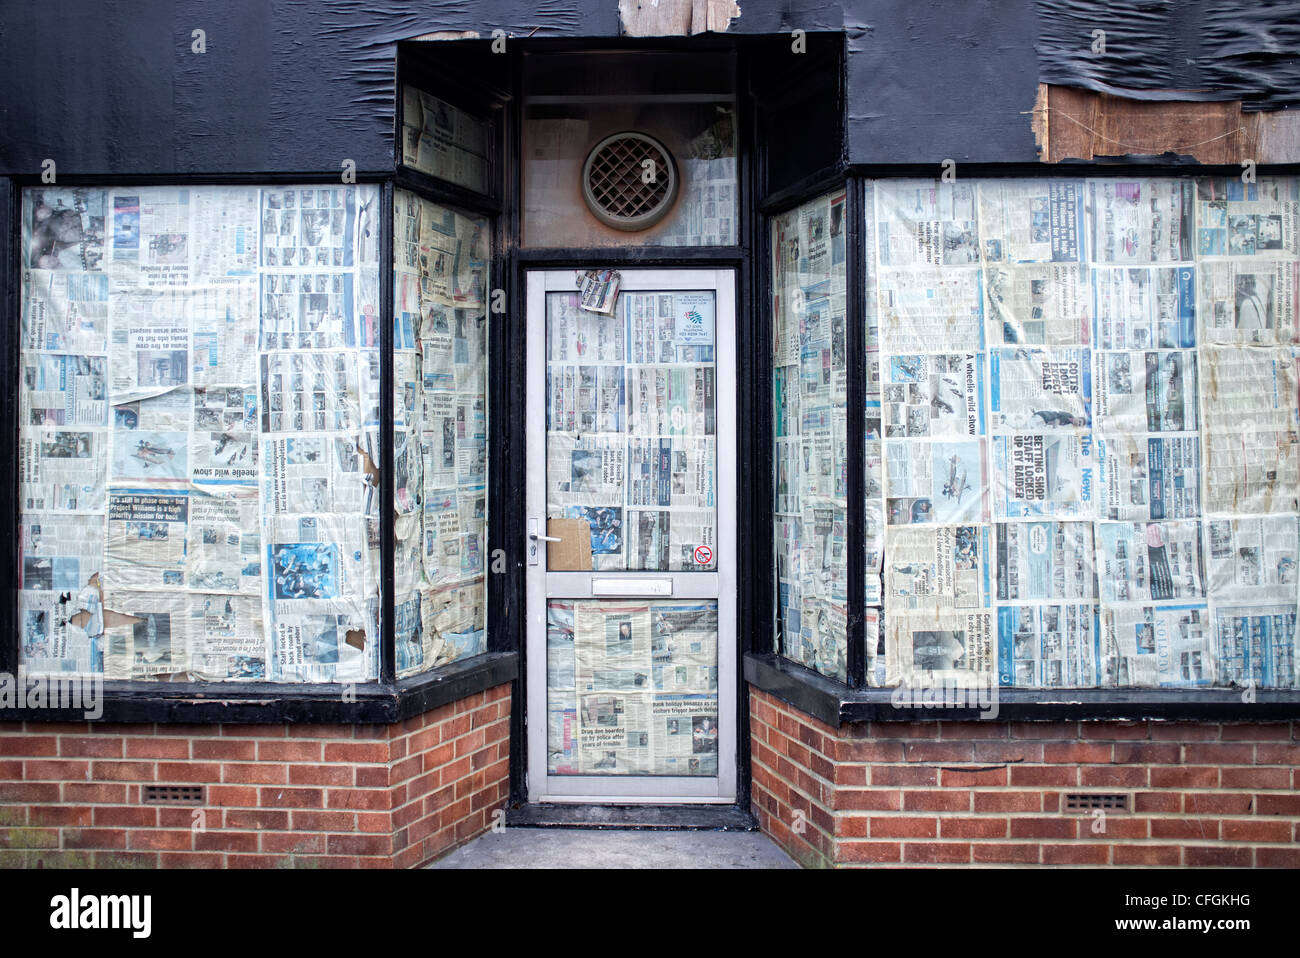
<box><xmin>529</xmin><ymin>518</ymin><xmax>558</xmax><ymax>566</ymax></box>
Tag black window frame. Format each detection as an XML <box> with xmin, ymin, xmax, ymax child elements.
<box><xmin>3</xmin><ymin>46</ymin><xmax>520</xmax><ymax>724</ymax></box>
<box><xmin>750</xmin><ymin>144</ymin><xmax>1300</xmax><ymax>721</ymax></box>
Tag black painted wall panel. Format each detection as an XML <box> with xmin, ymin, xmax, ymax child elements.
<box><xmin>0</xmin><ymin>0</ymin><xmax>1294</xmax><ymax>175</ymax></box>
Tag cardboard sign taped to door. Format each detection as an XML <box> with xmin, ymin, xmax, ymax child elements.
<box><xmin>547</xmin><ymin>518</ymin><xmax>592</xmax><ymax>571</ymax></box>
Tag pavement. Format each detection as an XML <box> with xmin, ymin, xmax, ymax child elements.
<box><xmin>429</xmin><ymin>827</ymin><xmax>799</xmax><ymax>868</ymax></box>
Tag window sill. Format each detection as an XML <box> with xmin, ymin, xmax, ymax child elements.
<box><xmin>744</xmin><ymin>652</ymin><xmax>1300</xmax><ymax>725</ymax></box>
<box><xmin>7</xmin><ymin>651</ymin><xmax>518</xmax><ymax>725</ymax></box>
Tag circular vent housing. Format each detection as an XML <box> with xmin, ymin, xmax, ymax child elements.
<box><xmin>582</xmin><ymin>132</ymin><xmax>678</xmax><ymax>231</ymax></box>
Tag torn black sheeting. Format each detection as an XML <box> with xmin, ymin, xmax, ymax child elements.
<box><xmin>1036</xmin><ymin>0</ymin><xmax>1300</xmax><ymax>112</ymax></box>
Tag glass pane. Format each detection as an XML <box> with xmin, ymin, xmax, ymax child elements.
<box><xmin>866</xmin><ymin>174</ymin><xmax>1300</xmax><ymax>691</ymax></box>
<box><xmin>18</xmin><ymin>184</ymin><xmax>382</xmax><ymax>683</ymax></box>
<box><xmin>548</xmin><ymin>599</ymin><xmax>719</xmax><ymax>776</ymax></box>
<box><xmin>401</xmin><ymin>85</ymin><xmax>491</xmax><ymax>194</ymax></box>
<box><xmin>545</xmin><ymin>288</ymin><xmax>717</xmax><ymax>571</ymax></box>
<box><xmin>771</xmin><ymin>190</ymin><xmax>850</xmax><ymax>682</ymax></box>
<box><xmin>393</xmin><ymin>190</ymin><xmax>489</xmax><ymax>677</ymax></box>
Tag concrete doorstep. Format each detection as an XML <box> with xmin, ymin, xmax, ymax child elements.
<box><xmin>429</xmin><ymin>827</ymin><xmax>800</xmax><ymax>869</ymax></box>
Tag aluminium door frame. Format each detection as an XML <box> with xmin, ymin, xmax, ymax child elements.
<box><xmin>524</xmin><ymin>267</ymin><xmax>738</xmax><ymax>804</ymax></box>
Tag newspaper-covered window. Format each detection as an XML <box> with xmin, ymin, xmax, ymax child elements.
<box><xmin>772</xmin><ymin>189</ymin><xmax>850</xmax><ymax>682</ymax></box>
<box><xmin>547</xmin><ymin>600</ymin><xmax>720</xmax><ymax>776</ymax></box>
<box><xmin>393</xmin><ymin>192</ymin><xmax>489</xmax><ymax>677</ymax></box>
<box><xmin>868</xmin><ymin>174</ymin><xmax>1300</xmax><ymax>691</ymax></box>
<box><xmin>401</xmin><ymin>85</ymin><xmax>492</xmax><ymax>195</ymax></box>
<box><xmin>19</xmin><ymin>184</ymin><xmax>383</xmax><ymax>683</ymax></box>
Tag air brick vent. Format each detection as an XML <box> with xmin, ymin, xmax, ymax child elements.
<box><xmin>1063</xmin><ymin>791</ymin><xmax>1130</xmax><ymax>813</ymax></box>
<box><xmin>142</xmin><ymin>785</ymin><xmax>205</xmax><ymax>805</ymax></box>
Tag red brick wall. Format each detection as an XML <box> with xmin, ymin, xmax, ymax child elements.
<box><xmin>750</xmin><ymin>687</ymin><xmax>1300</xmax><ymax>868</ymax></box>
<box><xmin>0</xmin><ymin>684</ymin><xmax>511</xmax><ymax>868</ymax></box>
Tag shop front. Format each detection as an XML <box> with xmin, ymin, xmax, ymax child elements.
<box><xmin>2</xmin><ymin>4</ymin><xmax>1300</xmax><ymax>869</ymax></box>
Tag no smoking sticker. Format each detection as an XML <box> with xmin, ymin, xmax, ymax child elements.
<box><xmin>693</xmin><ymin>545</ymin><xmax>713</xmax><ymax>565</ymax></box>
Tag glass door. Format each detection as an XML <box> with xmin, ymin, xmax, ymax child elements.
<box><xmin>525</xmin><ymin>269</ymin><xmax>736</xmax><ymax>802</ymax></box>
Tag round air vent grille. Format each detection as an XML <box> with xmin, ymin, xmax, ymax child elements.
<box><xmin>582</xmin><ymin>132</ymin><xmax>678</xmax><ymax>231</ymax></box>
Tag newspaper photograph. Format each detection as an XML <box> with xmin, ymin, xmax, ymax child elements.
<box><xmin>187</xmin><ymin>594</ymin><xmax>266</xmax><ymax>681</ymax></box>
<box><xmin>886</xmin><ymin>438</ymin><xmax>985</xmax><ymax>525</ymax></box>
<box><xmin>1214</xmin><ymin>605</ymin><xmax>1297</xmax><ymax>688</ymax></box>
<box><xmin>547</xmin><ymin>292</ymin><xmax>625</xmax><ymax>363</ymax></box>
<box><xmin>1096</xmin><ymin>520</ymin><xmax>1206</xmax><ymax>603</ymax></box>
<box><xmin>104</xmin><ymin>490</ymin><xmax>188</xmax><ymax>590</ymax></box>
<box><xmin>990</xmin><ymin>346</ymin><xmax>1092</xmax><ymax>431</ymax></box>
<box><xmin>259</xmin><ymin>270</ymin><xmax>357</xmax><ymax>351</ymax></box>
<box><xmin>651</xmin><ymin>602</ymin><xmax>719</xmax><ymax>694</ymax></box>
<box><xmin>1099</xmin><ymin>602</ymin><xmax>1213</xmax><ymax>687</ymax></box>
<box><xmin>1197</xmin><ymin>258</ymin><xmax>1298</xmax><ymax>345</ymax></box>
<box><xmin>1088</xmin><ymin>178</ymin><xmax>1194</xmax><ymax>264</ymax></box>
<box><xmin>627</xmin><ymin>436</ymin><xmax>716</xmax><ymax>510</ymax></box>
<box><xmin>24</xmin><ymin>187</ymin><xmax>106</xmax><ymax>272</ymax></box>
<box><xmin>790</xmin><ymin>597</ymin><xmax>847</xmax><ymax>682</ymax></box>
<box><xmin>885</xmin><ymin>524</ymin><xmax>991</xmax><ymax>610</ymax></box>
<box><xmin>1201</xmin><ymin>345</ymin><xmax>1300</xmax><ymax>514</ymax></box>
<box><xmin>991</xmin><ymin>432</ymin><xmax>1095</xmax><ymax>519</ymax></box>
<box><xmin>259</xmin><ymin>350</ymin><xmax>359</xmax><ymax>435</ymax></box>
<box><xmin>1096</xmin><ymin>433</ymin><xmax>1201</xmax><ymax>520</ymax></box>
<box><xmin>183</xmin><ymin>493</ymin><xmax>262</xmax><ymax>595</ymax></box>
<box><xmin>977</xmin><ymin>178</ymin><xmax>1085</xmax><ymax>263</ymax></box>
<box><xmin>102</xmin><ymin>590</ymin><xmax>190</xmax><ymax>681</ymax></box>
<box><xmin>546</xmin><ymin>364</ymin><xmax>625</xmax><ymax>433</ymax></box>
<box><xmin>994</xmin><ymin>520</ymin><xmax>1095</xmax><ymax>602</ymax></box>
<box><xmin>882</xmin><ymin>352</ymin><xmax>984</xmax><ymax>438</ymax></box>
<box><xmin>875</xmin><ymin>179</ymin><xmax>979</xmax><ymax>266</ymax></box>
<box><xmin>1205</xmin><ymin>515</ymin><xmax>1299</xmax><ymax>603</ymax></box>
<box><xmin>650</xmin><ymin>695</ymin><xmax>720</xmax><ymax>776</ymax></box>
<box><xmin>263</xmin><ymin>435</ymin><xmax>366</xmax><ymax>515</ymax></box>
<box><xmin>22</xmin><ymin>352</ymin><xmax>109</xmax><ymax>427</ymax></box>
<box><xmin>626</xmin><ymin>365</ymin><xmax>715</xmax><ymax>436</ymax></box>
<box><xmin>21</xmin><ymin>513</ymin><xmax>104</xmax><ymax>600</ymax></box>
<box><xmin>1194</xmin><ymin>175</ymin><xmax>1300</xmax><ymax>258</ymax></box>
<box><xmin>106</xmin><ymin>188</ymin><xmax>194</xmax><ymax>286</ymax></box>
<box><xmin>547</xmin><ymin>433</ymin><xmax>626</xmax><ymax>509</ymax></box>
<box><xmin>884</xmin><ymin>608</ymin><xmax>994</xmax><ymax>686</ymax></box>
<box><xmin>1093</xmin><ymin>265</ymin><xmax>1196</xmax><ymax>350</ymax></box>
<box><xmin>259</xmin><ymin>186</ymin><xmax>360</xmax><ymax>272</ymax></box>
<box><xmin>985</xmin><ymin>262</ymin><xmax>1090</xmax><ymax>346</ymax></box>
<box><xmin>997</xmin><ymin>602</ymin><xmax>1100</xmax><ymax>688</ymax></box>
<box><xmin>20</xmin><ymin>587</ymin><xmax>102</xmax><ymax>675</ymax></box>
<box><xmin>20</xmin><ymin>428</ymin><xmax>108</xmax><ymax>512</ymax></box>
<box><xmin>190</xmin><ymin>386</ymin><xmax>258</xmax><ymax>489</ymax></box>
<box><xmin>1095</xmin><ymin>349</ymin><xmax>1198</xmax><ymax>434</ymax></box>
<box><xmin>107</xmin><ymin>287</ymin><xmax>191</xmax><ymax>401</ymax></box>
